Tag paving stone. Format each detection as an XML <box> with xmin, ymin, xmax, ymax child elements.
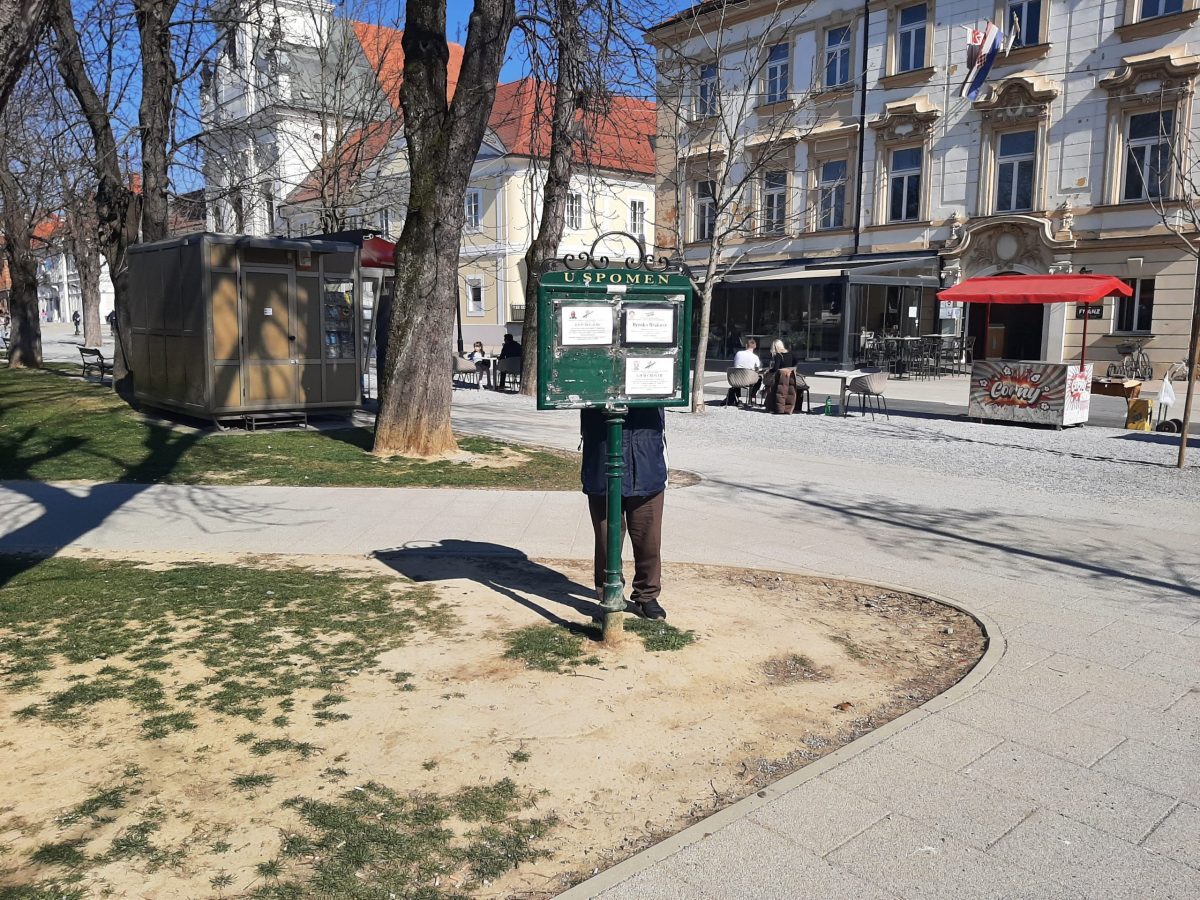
<box><xmin>990</xmin><ymin>809</ymin><xmax>1200</xmax><ymax>899</ymax></box>
<box><xmin>964</xmin><ymin>741</ymin><xmax>1175</xmax><ymax>843</ymax></box>
<box><xmin>1127</xmin><ymin>651</ymin><xmax>1200</xmax><ymax>689</ymax></box>
<box><xmin>981</xmin><ymin>597</ymin><xmax>1112</xmax><ymax>634</ymax></box>
<box><xmin>1036</xmin><ymin>654</ymin><xmax>1190</xmax><ymax>710</ymax></box>
<box><xmin>1142</xmin><ymin>802</ymin><xmax>1200</xmax><ymax>871</ymax></box>
<box><xmin>1058</xmin><ymin>692</ymin><xmax>1200</xmax><ymax>753</ymax></box>
<box><xmin>1093</xmin><ymin>738</ymin><xmax>1200</xmax><ymax>805</ymax></box>
<box><xmin>747</xmin><ymin>776</ymin><xmax>890</xmax><ymax>856</ymax></box>
<box><xmin>1167</xmin><ymin>689</ymin><xmax>1200</xmax><ymax>720</ymax></box>
<box><xmin>668</xmin><ymin>819</ymin><xmax>896</xmax><ymax>900</ymax></box>
<box><xmin>595</xmin><ymin>866</ymin><xmax>715</xmax><ymax>900</ymax></box>
<box><xmin>1091</xmin><ymin>621</ymin><xmax>1200</xmax><ymax>662</ymax></box>
<box><xmin>821</xmin><ymin>745</ymin><xmax>1035</xmax><ymax>850</ymax></box>
<box><xmin>941</xmin><ymin>691</ymin><xmax>1124</xmax><ymax>766</ymax></box>
<box><xmin>998</xmin><ymin>640</ymin><xmax>1054</xmax><ymax>672</ymax></box>
<box><xmin>969</xmin><ymin>665</ymin><xmax>1086</xmax><ymax>713</ymax></box>
<box><xmin>1003</xmin><ymin>623</ymin><xmax>1149</xmax><ymax>669</ymax></box>
<box><xmin>880</xmin><ymin>713</ymin><xmax>1003</xmax><ymax>771</ymax></box>
<box><xmin>827</xmin><ymin>812</ymin><xmax>1073</xmax><ymax>899</ymax></box>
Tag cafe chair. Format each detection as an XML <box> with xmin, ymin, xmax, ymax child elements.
<box><xmin>726</xmin><ymin>367</ymin><xmax>762</xmax><ymax>408</ymax></box>
<box><xmin>452</xmin><ymin>354</ymin><xmax>480</xmax><ymax>388</ymax></box>
<box><xmin>848</xmin><ymin>371</ymin><xmax>890</xmax><ymax>420</ymax></box>
<box><xmin>496</xmin><ymin>356</ymin><xmax>522</xmax><ymax>392</ymax></box>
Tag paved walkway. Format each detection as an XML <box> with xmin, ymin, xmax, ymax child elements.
<box><xmin>2</xmin><ymin>397</ymin><xmax>1199</xmax><ymax>898</ymax></box>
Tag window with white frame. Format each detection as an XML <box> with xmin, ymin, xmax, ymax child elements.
<box><xmin>1123</xmin><ymin>110</ymin><xmax>1173</xmax><ymax>202</ymax></box>
<box><xmin>764</xmin><ymin>43</ymin><xmax>790</xmax><ymax>104</ymax></box>
<box><xmin>825</xmin><ymin>26</ymin><xmax>851</xmax><ymax>88</ymax></box>
<box><xmin>1007</xmin><ymin>0</ymin><xmax>1041</xmax><ymax>46</ymax></box>
<box><xmin>566</xmin><ymin>191</ymin><xmax>582</xmax><ymax>229</ymax></box>
<box><xmin>464</xmin><ymin>189</ymin><xmax>482</xmax><ymax>229</ymax></box>
<box><xmin>761</xmin><ymin>171</ymin><xmax>787</xmax><ymax>233</ymax></box>
<box><xmin>888</xmin><ymin>147</ymin><xmax>922</xmax><ymax>221</ymax></box>
<box><xmin>629</xmin><ymin>199</ymin><xmax>646</xmax><ymax>236</ymax></box>
<box><xmin>818</xmin><ymin>159</ymin><xmax>847</xmax><ymax>229</ymax></box>
<box><xmin>1116</xmin><ymin>278</ymin><xmax>1154</xmax><ymax>333</ymax></box>
<box><xmin>695</xmin><ymin>180</ymin><xmax>716</xmax><ymax>241</ymax></box>
<box><xmin>1140</xmin><ymin>0</ymin><xmax>1183</xmax><ymax>19</ymax></box>
<box><xmin>896</xmin><ymin>4</ymin><xmax>927</xmax><ymax>73</ymax></box>
<box><xmin>995</xmin><ymin>130</ymin><xmax>1036</xmax><ymax>212</ymax></box>
<box><xmin>696</xmin><ymin>63</ymin><xmax>717</xmax><ymax>117</ymax></box>
<box><xmin>466</xmin><ymin>279</ymin><xmax>484</xmax><ymax>317</ymax></box>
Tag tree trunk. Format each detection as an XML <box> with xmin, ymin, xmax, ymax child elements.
<box><xmin>374</xmin><ymin>0</ymin><xmax>516</xmax><ymax>457</ymax></box>
<box><xmin>520</xmin><ymin>7</ymin><xmax>584</xmax><ymax>396</ymax></box>
<box><xmin>0</xmin><ymin>0</ymin><xmax>49</xmax><ymax>113</ymax></box>
<box><xmin>1177</xmin><ymin>264</ymin><xmax>1200</xmax><ymax>468</ymax></box>
<box><xmin>0</xmin><ymin>162</ymin><xmax>41</xmax><ymax>367</ymax></box>
<box><xmin>689</xmin><ymin>247</ymin><xmax>721</xmax><ymax>413</ymax></box>
<box><xmin>52</xmin><ymin>0</ymin><xmax>139</xmax><ymax>391</ymax></box>
<box><xmin>132</xmin><ymin>0</ymin><xmax>178</xmax><ymax>243</ymax></box>
<box><xmin>77</xmin><ymin>243</ymin><xmax>103</xmax><ymax>349</ymax></box>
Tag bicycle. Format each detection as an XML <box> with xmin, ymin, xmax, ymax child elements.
<box><xmin>1107</xmin><ymin>338</ymin><xmax>1153</xmax><ymax>380</ymax></box>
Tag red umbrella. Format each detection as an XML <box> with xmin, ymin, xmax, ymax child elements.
<box><xmin>937</xmin><ymin>274</ymin><xmax>1133</xmax><ymax>368</ymax></box>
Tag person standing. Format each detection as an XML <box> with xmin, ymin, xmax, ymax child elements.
<box><xmin>71</xmin><ymin>310</ymin><xmax>81</xmax><ymax>335</ymax></box>
<box><xmin>105</xmin><ymin>309</ymin><xmax>117</xmax><ymax>336</ymax></box>
<box><xmin>496</xmin><ymin>332</ymin><xmax>522</xmax><ymax>390</ymax></box>
<box><xmin>580</xmin><ymin>407</ymin><xmax>668</xmax><ymax>620</ymax></box>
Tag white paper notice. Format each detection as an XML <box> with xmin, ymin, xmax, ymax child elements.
<box><xmin>624</xmin><ymin>307</ymin><xmax>675</xmax><ymax>344</ymax></box>
<box><xmin>560</xmin><ymin>305</ymin><xmax>614</xmax><ymax>346</ymax></box>
<box><xmin>624</xmin><ymin>357</ymin><xmax>674</xmax><ymax>396</ymax></box>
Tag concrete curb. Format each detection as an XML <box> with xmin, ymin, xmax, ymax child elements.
<box><xmin>555</xmin><ymin>577</ymin><xmax>1005</xmax><ymax>900</ymax></box>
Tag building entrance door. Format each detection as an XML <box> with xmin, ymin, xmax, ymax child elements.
<box><xmin>968</xmin><ymin>301</ymin><xmax>1044</xmax><ymax>360</ymax></box>
<box><xmin>241</xmin><ymin>267</ymin><xmax>299</xmax><ymax>405</ymax></box>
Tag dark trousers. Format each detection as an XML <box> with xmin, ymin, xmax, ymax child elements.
<box><xmin>587</xmin><ymin>490</ymin><xmax>664</xmax><ymax>603</ymax></box>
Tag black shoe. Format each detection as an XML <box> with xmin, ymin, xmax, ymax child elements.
<box><xmin>636</xmin><ymin>599</ymin><xmax>667</xmax><ymax>620</ymax></box>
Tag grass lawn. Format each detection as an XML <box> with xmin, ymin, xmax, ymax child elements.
<box><xmin>0</xmin><ymin>556</ymin><xmax>556</xmax><ymax>899</ymax></box>
<box><xmin>0</xmin><ymin>367</ymin><xmax>578</xmax><ymax>488</ymax></box>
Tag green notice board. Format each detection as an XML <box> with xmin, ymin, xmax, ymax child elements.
<box><xmin>536</xmin><ymin>268</ymin><xmax>693</xmax><ymax>410</ymax></box>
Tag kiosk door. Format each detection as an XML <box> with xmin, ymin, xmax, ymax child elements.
<box><xmin>241</xmin><ymin>268</ymin><xmax>299</xmax><ymax>405</ymax></box>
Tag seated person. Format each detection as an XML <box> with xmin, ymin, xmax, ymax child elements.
<box><xmin>465</xmin><ymin>341</ymin><xmax>492</xmax><ymax>389</ymax></box>
<box><xmin>497</xmin><ymin>332</ymin><xmax>522</xmax><ymax>390</ymax></box>
<box><xmin>767</xmin><ymin>339</ymin><xmax>798</xmax><ymax>371</ymax></box>
<box><xmin>724</xmin><ymin>338</ymin><xmax>763</xmax><ymax>407</ymax></box>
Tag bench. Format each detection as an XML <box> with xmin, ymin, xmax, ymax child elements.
<box><xmin>80</xmin><ymin>347</ymin><xmax>113</xmax><ymax>382</ymax></box>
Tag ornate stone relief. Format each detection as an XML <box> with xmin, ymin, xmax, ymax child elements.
<box><xmin>940</xmin><ymin>215</ymin><xmax>1075</xmax><ymax>278</ymax></box>
<box><xmin>868</xmin><ymin>97</ymin><xmax>940</xmax><ymax>143</ymax></box>
<box><xmin>973</xmin><ymin>75</ymin><xmax>1059</xmax><ymax>125</ymax></box>
<box><xmin>1100</xmin><ymin>48</ymin><xmax>1200</xmax><ymax>102</ymax></box>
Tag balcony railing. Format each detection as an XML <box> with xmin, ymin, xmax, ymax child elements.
<box><xmin>508</xmin><ymin>304</ymin><xmax>526</xmax><ymax>321</ymax></box>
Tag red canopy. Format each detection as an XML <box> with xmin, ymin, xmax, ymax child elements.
<box><xmin>361</xmin><ymin>235</ymin><xmax>396</xmax><ymax>269</ymax></box>
<box><xmin>937</xmin><ymin>274</ymin><xmax>1132</xmax><ymax>305</ymax></box>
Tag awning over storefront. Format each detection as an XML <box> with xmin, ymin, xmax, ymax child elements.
<box><xmin>938</xmin><ymin>274</ymin><xmax>1131</xmax><ymax>304</ymax></box>
<box><xmin>361</xmin><ymin>236</ymin><xmax>396</xmax><ymax>269</ymax></box>
<box><xmin>724</xmin><ymin>256</ymin><xmax>939</xmax><ymax>288</ymax></box>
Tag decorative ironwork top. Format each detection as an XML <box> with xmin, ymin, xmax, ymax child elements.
<box><xmin>541</xmin><ymin>231</ymin><xmax>689</xmax><ymax>276</ymax></box>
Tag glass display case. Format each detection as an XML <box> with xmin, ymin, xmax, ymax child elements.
<box><xmin>323</xmin><ymin>278</ymin><xmax>356</xmax><ymax>360</ymax></box>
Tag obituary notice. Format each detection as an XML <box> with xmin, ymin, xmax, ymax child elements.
<box><xmin>624</xmin><ymin>357</ymin><xmax>675</xmax><ymax>396</ymax></box>
<box><xmin>560</xmin><ymin>305</ymin><xmax>614</xmax><ymax>346</ymax></box>
<box><xmin>624</xmin><ymin>307</ymin><xmax>675</xmax><ymax>344</ymax></box>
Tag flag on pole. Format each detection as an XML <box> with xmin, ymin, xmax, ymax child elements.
<box><xmin>964</xmin><ymin>25</ymin><xmax>984</xmax><ymax>71</ymax></box>
<box><xmin>1003</xmin><ymin>11</ymin><xmax>1021</xmax><ymax>54</ymax></box>
<box><xmin>961</xmin><ymin>22</ymin><xmax>1002</xmax><ymax>101</ymax></box>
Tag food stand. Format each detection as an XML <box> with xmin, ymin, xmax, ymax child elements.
<box><xmin>937</xmin><ymin>274</ymin><xmax>1133</xmax><ymax>428</ymax></box>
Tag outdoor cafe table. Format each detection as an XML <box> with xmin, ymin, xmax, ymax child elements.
<box><xmin>882</xmin><ymin>336</ymin><xmax>921</xmax><ymax>378</ymax></box>
<box><xmin>814</xmin><ymin>368</ymin><xmax>865</xmax><ymax>416</ymax></box>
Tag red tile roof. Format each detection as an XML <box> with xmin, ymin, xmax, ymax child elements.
<box><xmin>488</xmin><ymin>79</ymin><xmax>655</xmax><ymax>176</ymax></box>
<box><xmin>350</xmin><ymin>21</ymin><xmax>464</xmax><ymax>113</ymax></box>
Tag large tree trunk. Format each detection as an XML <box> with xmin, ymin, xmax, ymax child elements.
<box><xmin>374</xmin><ymin>0</ymin><xmax>516</xmax><ymax>457</ymax></box>
<box><xmin>519</xmin><ymin>6</ymin><xmax>583</xmax><ymax>396</ymax></box>
<box><xmin>77</xmin><ymin>243</ymin><xmax>103</xmax><ymax>349</ymax></box>
<box><xmin>0</xmin><ymin>0</ymin><xmax>49</xmax><ymax>113</ymax></box>
<box><xmin>0</xmin><ymin>160</ymin><xmax>41</xmax><ymax>367</ymax></box>
<box><xmin>132</xmin><ymin>0</ymin><xmax>178</xmax><ymax>242</ymax></box>
<box><xmin>689</xmin><ymin>249</ymin><xmax>720</xmax><ymax>413</ymax></box>
<box><xmin>52</xmin><ymin>0</ymin><xmax>140</xmax><ymax>391</ymax></box>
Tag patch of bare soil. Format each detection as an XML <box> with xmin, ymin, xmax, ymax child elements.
<box><xmin>0</xmin><ymin>552</ymin><xmax>983</xmax><ymax>899</ymax></box>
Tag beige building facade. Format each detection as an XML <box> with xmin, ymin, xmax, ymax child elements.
<box><xmin>652</xmin><ymin>0</ymin><xmax>1200</xmax><ymax>376</ymax></box>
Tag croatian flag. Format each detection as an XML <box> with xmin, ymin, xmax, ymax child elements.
<box><xmin>961</xmin><ymin>23</ymin><xmax>1002</xmax><ymax>100</ymax></box>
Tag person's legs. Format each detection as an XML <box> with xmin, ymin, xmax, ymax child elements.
<box><xmin>724</xmin><ymin>386</ymin><xmax>739</xmax><ymax>406</ymax></box>
<box><xmin>625</xmin><ymin>491</ymin><xmax>664</xmax><ymax>605</ymax></box>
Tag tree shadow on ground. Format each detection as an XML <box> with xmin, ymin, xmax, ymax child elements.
<box><xmin>374</xmin><ymin>540</ymin><xmax>605</xmax><ymax>636</ymax></box>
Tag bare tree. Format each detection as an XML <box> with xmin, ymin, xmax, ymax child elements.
<box><xmin>0</xmin><ymin>0</ymin><xmax>50</xmax><ymax>112</ymax></box>
<box><xmin>0</xmin><ymin>76</ymin><xmax>57</xmax><ymax>367</ymax></box>
<box><xmin>373</xmin><ymin>0</ymin><xmax>516</xmax><ymax>457</ymax></box>
<box><xmin>652</xmin><ymin>0</ymin><xmax>823</xmax><ymax>412</ymax></box>
<box><xmin>1139</xmin><ymin>99</ymin><xmax>1200</xmax><ymax>468</ymax></box>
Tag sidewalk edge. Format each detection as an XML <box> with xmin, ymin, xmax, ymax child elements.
<box><xmin>553</xmin><ymin>578</ymin><xmax>1004</xmax><ymax>899</ymax></box>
